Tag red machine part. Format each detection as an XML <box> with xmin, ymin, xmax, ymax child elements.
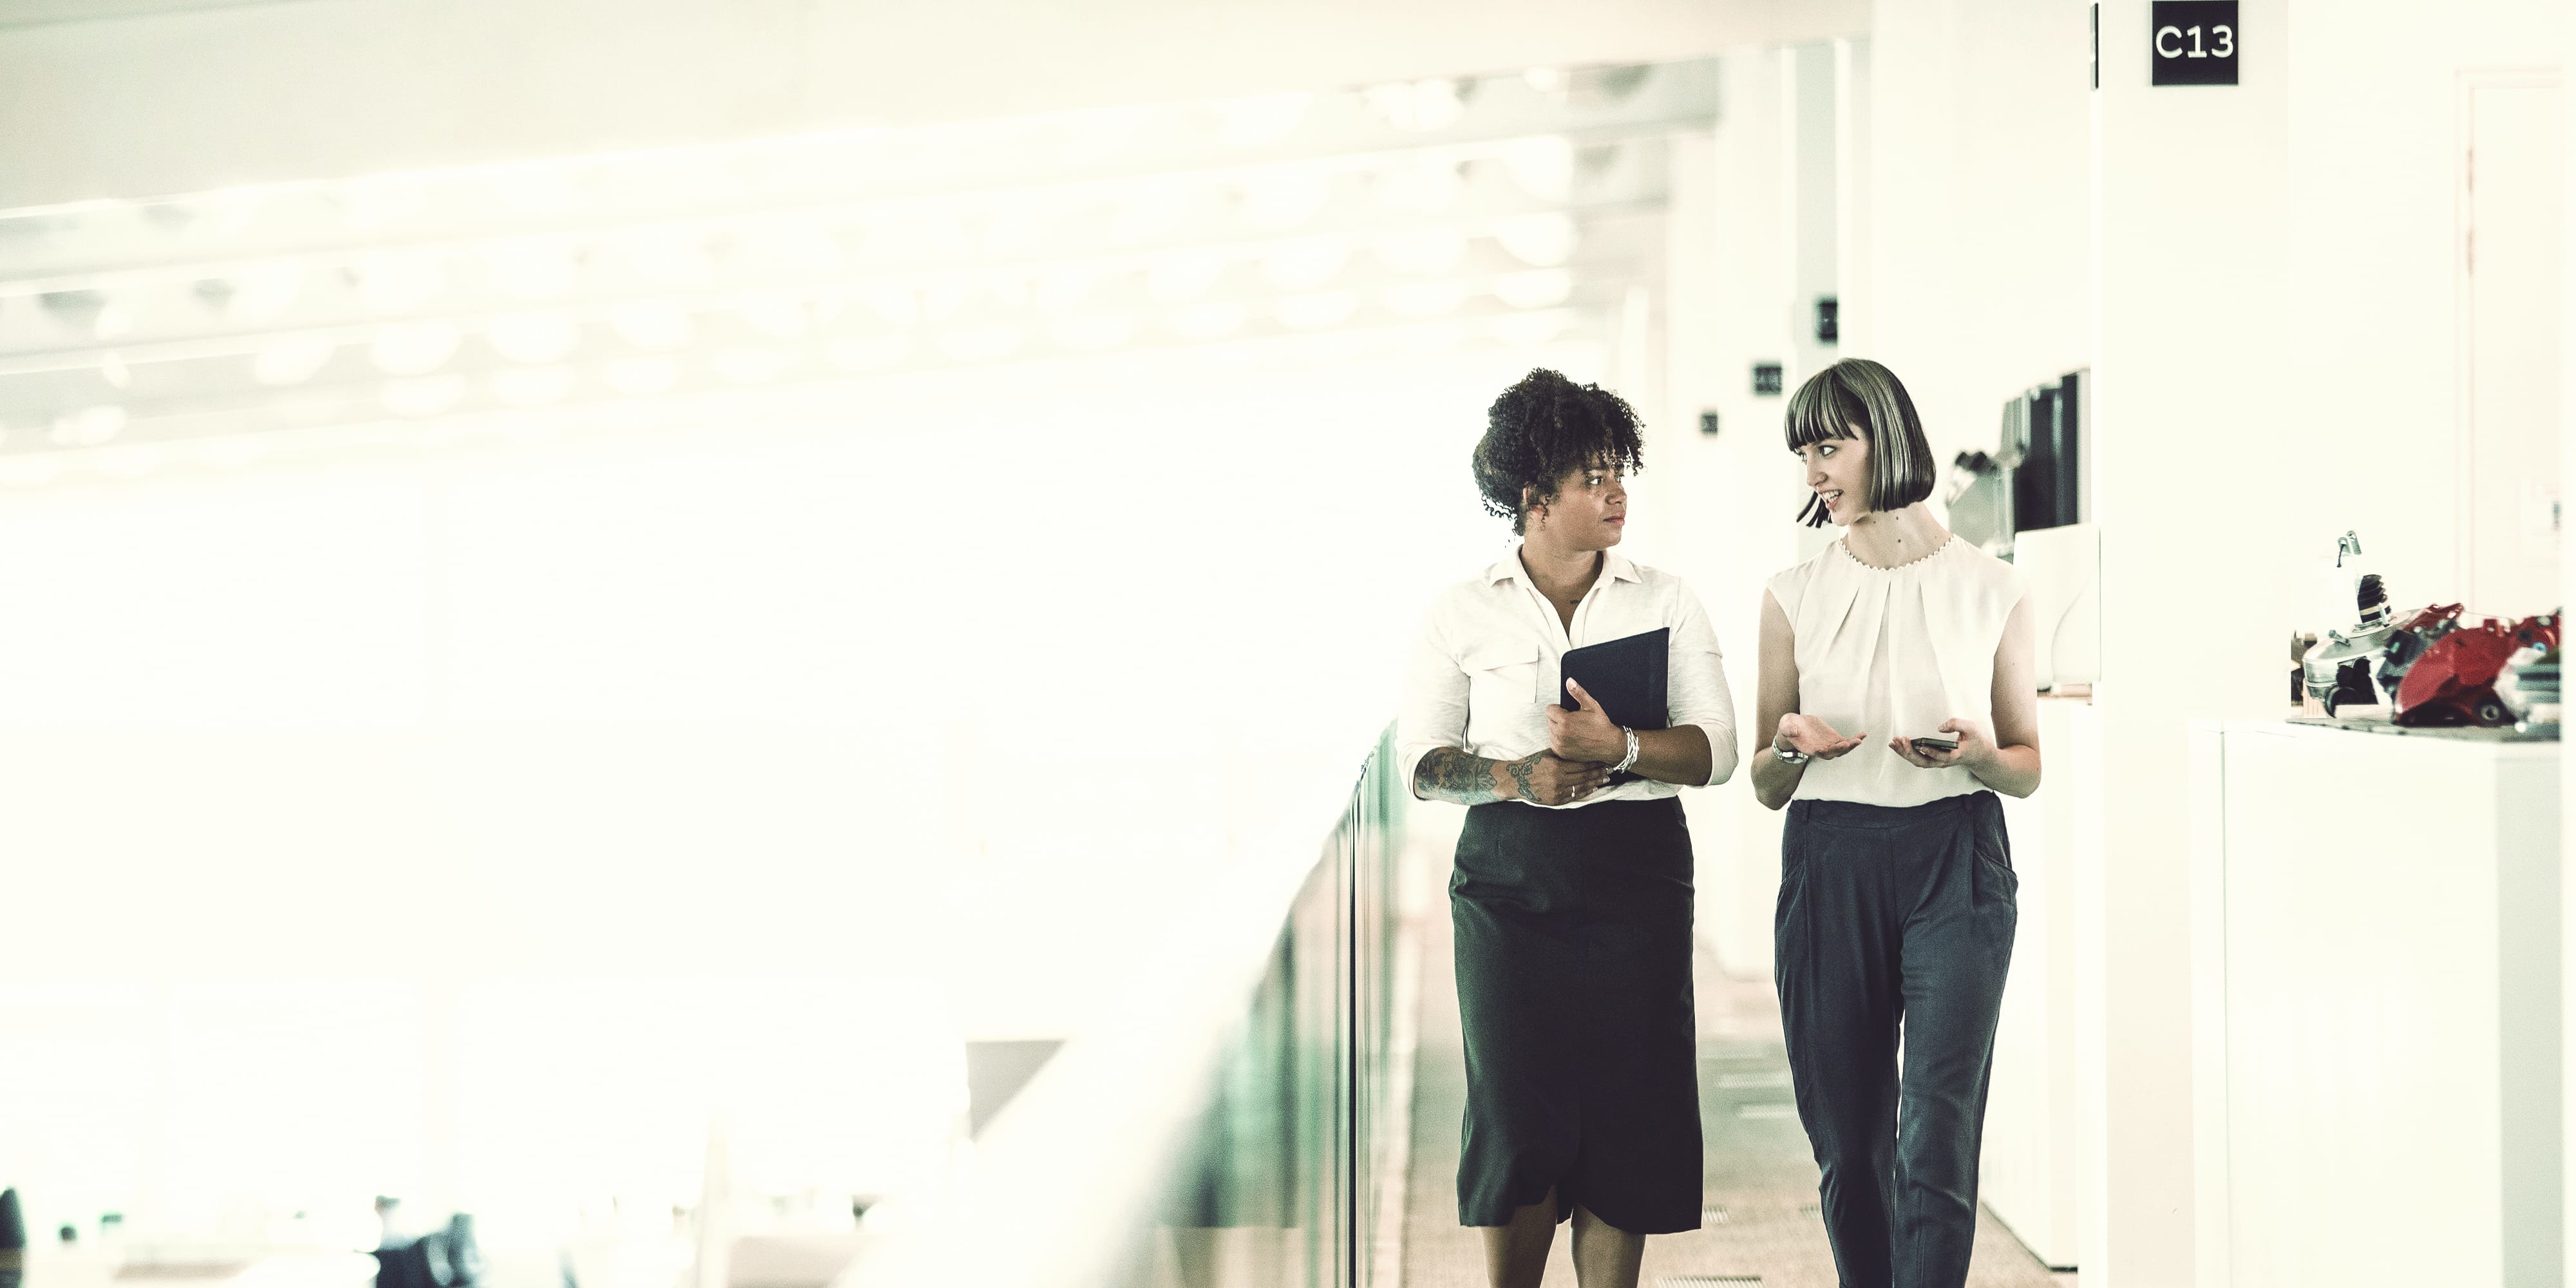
<box><xmin>2392</xmin><ymin>613</ymin><xmax>2561</xmax><ymax>726</ymax></box>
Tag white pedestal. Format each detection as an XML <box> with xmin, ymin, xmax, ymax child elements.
<box><xmin>2190</xmin><ymin>719</ymin><xmax>2560</xmax><ymax>1287</ymax></box>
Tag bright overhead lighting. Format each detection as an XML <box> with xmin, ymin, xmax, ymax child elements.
<box><xmin>921</xmin><ymin>278</ymin><xmax>972</xmax><ymax>323</ymax></box>
<box><xmin>1216</xmin><ymin>93</ymin><xmax>1311</xmax><ymax>149</ymax></box>
<box><xmin>980</xmin><ymin>201</ymin><xmax>1062</xmax><ymax>260</ymax></box>
<box><xmin>371</xmin><ymin>322</ymin><xmax>463</xmax><ymax>376</ymax></box>
<box><xmin>1109</xmin><ymin>184</ymin><xmax>1194</xmax><ymax>245</ymax></box>
<box><xmin>1239</xmin><ymin>170</ymin><xmax>1331</xmax><ymax>231</ymax></box>
<box><xmin>1166</xmin><ymin>302</ymin><xmax>1247</xmax><ymax>341</ymax></box>
<box><xmin>48</xmin><ymin>405</ymin><xmax>126</xmax><ymax>447</ymax></box>
<box><xmin>739</xmin><ymin>223</ymin><xmax>848</xmax><ymax>278</ymax></box>
<box><xmin>1376</xmin><ymin>160</ymin><xmax>1463</xmax><ymax>214</ymax></box>
<box><xmin>862</xmin><ymin>284</ymin><xmax>920</xmax><ymax>327</ymax></box>
<box><xmin>99</xmin><ymin>353</ymin><xmax>131</xmax><ymax>389</ymax></box>
<box><xmin>1376</xmin><ymin>227</ymin><xmax>1468</xmax><ymax>275</ymax></box>
<box><xmin>1273</xmin><ymin>292</ymin><xmax>1356</xmax><ymax>331</ymax></box>
<box><xmin>1499</xmin><ymin>136</ymin><xmax>1577</xmax><ymax>202</ymax></box>
<box><xmin>1493</xmin><ymin>268</ymin><xmax>1574</xmax><ymax>309</ymax></box>
<box><xmin>714</xmin><ymin>346</ymin><xmax>792</xmax><ymax>384</ymax></box>
<box><xmin>491</xmin><ymin>367</ymin><xmax>576</xmax><ymax>408</ymax></box>
<box><xmin>252</xmin><ymin>335</ymin><xmax>338</xmax><ymax>386</ymax></box>
<box><xmin>93</xmin><ymin>306</ymin><xmax>134</xmax><ymax>341</ymax></box>
<box><xmin>487</xmin><ymin>166</ymin><xmax>583</xmax><ymax>216</ymax></box>
<box><xmin>95</xmin><ymin>445</ymin><xmax>166</xmax><ymax>478</ymax></box>
<box><xmin>864</xmin><ymin>212</ymin><xmax>972</xmax><ymax>265</ymax></box>
<box><xmin>736</xmin><ymin>292</ymin><xmax>811</xmax><ymax>341</ymax></box>
<box><xmin>1383</xmin><ymin>281</ymin><xmax>1467</xmax><ymax>317</ymax></box>
<box><xmin>611</xmin><ymin>301</ymin><xmax>694</xmax><ymax>352</ymax></box>
<box><xmin>1058</xmin><ymin>105</ymin><xmax>1147</xmax><ymax>166</ymax></box>
<box><xmin>1490</xmin><ymin>308</ymin><xmax>1574</xmax><ymax>348</ymax></box>
<box><xmin>182</xmin><ymin>187</ymin><xmax>263</xmax><ymax>239</ymax></box>
<box><xmin>338</xmin><ymin>175</ymin><xmax>430</xmax><ymax>230</ymax></box>
<box><xmin>978</xmin><ymin>272</ymin><xmax>1031</xmax><ymax>312</ymax></box>
<box><xmin>1494</xmin><ymin>213</ymin><xmax>1579</xmax><ymax>267</ymax></box>
<box><xmin>620</xmin><ymin>228</ymin><xmax>716</xmax><ymax>287</ymax></box>
<box><xmin>1035</xmin><ymin>266</ymin><xmax>1104</xmax><ymax>314</ymax></box>
<box><xmin>200</xmin><ymin>435</ymin><xmax>276</xmax><ymax>468</ymax></box>
<box><xmin>603</xmin><ymin>356</ymin><xmax>681</xmax><ymax>397</ymax></box>
<box><xmin>352</xmin><ymin>251</ymin><xmax>446</xmax><ymax>314</ymax></box>
<box><xmin>0</xmin><ymin>459</ymin><xmax>62</xmax><ymax>488</ymax></box>
<box><xmin>224</xmin><ymin>260</ymin><xmax>307</xmax><ymax>325</ymax></box>
<box><xmin>939</xmin><ymin>325</ymin><xmax>1023</xmax><ymax>362</ymax></box>
<box><xmin>1363</xmin><ymin>79</ymin><xmax>1467</xmax><ymax>131</ymax></box>
<box><xmin>383</xmin><ymin>375</ymin><xmax>467</xmax><ymax>418</ymax></box>
<box><xmin>486</xmin><ymin>239</ymin><xmax>583</xmax><ymax>302</ymax></box>
<box><xmin>1146</xmin><ymin>252</ymin><xmax>1227</xmax><ymax>302</ymax></box>
<box><xmin>486</xmin><ymin>310</ymin><xmax>582</xmax><ymax>365</ymax></box>
<box><xmin>1050</xmin><ymin>313</ymin><xmax>1133</xmax><ymax>352</ymax></box>
<box><xmin>1261</xmin><ymin>238</ymin><xmax>1349</xmax><ymax>292</ymax></box>
<box><xmin>826</xmin><ymin>334</ymin><xmax>913</xmax><ymax>372</ymax></box>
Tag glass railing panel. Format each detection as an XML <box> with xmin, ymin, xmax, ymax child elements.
<box><xmin>840</xmin><ymin>724</ymin><xmax>1405</xmax><ymax>1288</ymax></box>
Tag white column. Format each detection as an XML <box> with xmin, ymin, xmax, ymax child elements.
<box><xmin>1783</xmin><ymin>42</ymin><xmax>1842</xmax><ymax>387</ymax></box>
<box><xmin>1833</xmin><ymin>37</ymin><xmax>1873</xmax><ymax>359</ymax></box>
<box><xmin>2087</xmin><ymin>3</ymin><xmax>2293</xmax><ymax>1286</ymax></box>
<box><xmin>2561</xmin><ymin>6</ymin><xmax>2576</xmax><ymax>1282</ymax></box>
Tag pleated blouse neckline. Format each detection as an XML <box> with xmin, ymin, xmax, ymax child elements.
<box><xmin>1833</xmin><ymin>531</ymin><xmax>1959</xmax><ymax>575</ymax></box>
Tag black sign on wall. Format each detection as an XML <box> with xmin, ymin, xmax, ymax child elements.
<box><xmin>2151</xmin><ymin>1</ymin><xmax>2239</xmax><ymax>86</ymax></box>
<box><xmin>1752</xmin><ymin>363</ymin><xmax>1784</xmax><ymax>396</ymax></box>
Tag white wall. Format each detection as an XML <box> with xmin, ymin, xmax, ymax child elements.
<box><xmin>2091</xmin><ymin>1</ymin><xmax>2295</xmax><ymax>1282</ymax></box>
<box><xmin>2281</xmin><ymin>0</ymin><xmax>2568</xmax><ymax>616</ymax></box>
<box><xmin>1866</xmin><ymin>0</ymin><xmax>2093</xmax><ymax>477</ymax></box>
<box><xmin>1649</xmin><ymin>44</ymin><xmax>1809</xmax><ymax>981</ymax></box>
<box><xmin>0</xmin><ymin>0</ymin><xmax>1866</xmax><ymax>207</ymax></box>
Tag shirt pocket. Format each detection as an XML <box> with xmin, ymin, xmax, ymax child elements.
<box><xmin>1461</xmin><ymin>643</ymin><xmax>1543</xmax><ymax>743</ymax></box>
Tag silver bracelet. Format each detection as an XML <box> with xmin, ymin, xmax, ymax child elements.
<box><xmin>1611</xmin><ymin>726</ymin><xmax>1640</xmax><ymax>774</ymax></box>
<box><xmin>1770</xmin><ymin>738</ymin><xmax>1810</xmax><ymax>766</ymax></box>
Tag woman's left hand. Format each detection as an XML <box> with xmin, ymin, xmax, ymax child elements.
<box><xmin>1547</xmin><ymin>679</ymin><xmax>1629</xmax><ymax>762</ymax></box>
<box><xmin>1891</xmin><ymin>717</ymin><xmax>1996</xmax><ymax>771</ymax></box>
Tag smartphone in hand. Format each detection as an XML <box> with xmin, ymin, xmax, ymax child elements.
<box><xmin>1909</xmin><ymin>735</ymin><xmax>1959</xmax><ymax>753</ymax></box>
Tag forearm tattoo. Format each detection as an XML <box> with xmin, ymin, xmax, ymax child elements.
<box><xmin>1416</xmin><ymin>747</ymin><xmax>1518</xmax><ymax>805</ymax></box>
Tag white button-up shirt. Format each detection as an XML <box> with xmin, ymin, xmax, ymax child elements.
<box><xmin>1397</xmin><ymin>545</ymin><xmax>1739</xmax><ymax>807</ymax></box>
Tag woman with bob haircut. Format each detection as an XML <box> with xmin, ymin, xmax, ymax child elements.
<box><xmin>1751</xmin><ymin>357</ymin><xmax>2040</xmax><ymax>1287</ymax></box>
<box><xmin>1397</xmin><ymin>368</ymin><xmax>1739</xmax><ymax>1288</ymax></box>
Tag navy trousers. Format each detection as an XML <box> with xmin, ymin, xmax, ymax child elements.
<box><xmin>1776</xmin><ymin>791</ymin><xmax>2018</xmax><ymax>1288</ymax></box>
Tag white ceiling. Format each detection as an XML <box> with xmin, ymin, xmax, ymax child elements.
<box><xmin>0</xmin><ymin>0</ymin><xmax>1863</xmax><ymax>207</ymax></box>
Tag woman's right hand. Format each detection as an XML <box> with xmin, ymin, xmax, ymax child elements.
<box><xmin>1500</xmin><ymin>750</ymin><xmax>1611</xmax><ymax>805</ymax></box>
<box><xmin>1776</xmin><ymin>712</ymin><xmax>1866</xmax><ymax>760</ymax></box>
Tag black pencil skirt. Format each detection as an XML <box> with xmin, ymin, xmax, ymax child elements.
<box><xmin>1450</xmin><ymin>795</ymin><xmax>1701</xmax><ymax>1234</ymax></box>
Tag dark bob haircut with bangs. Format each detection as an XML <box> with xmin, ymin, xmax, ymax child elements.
<box><xmin>1783</xmin><ymin>357</ymin><xmax>1935</xmax><ymax>527</ymax></box>
<box><xmin>1474</xmin><ymin>368</ymin><xmax>1646</xmax><ymax>534</ymax></box>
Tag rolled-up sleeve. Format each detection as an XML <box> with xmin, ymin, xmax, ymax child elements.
<box><xmin>1665</xmin><ymin>583</ymin><xmax>1739</xmax><ymax>785</ymax></box>
<box><xmin>1396</xmin><ymin>602</ymin><xmax>1469</xmax><ymax>799</ymax></box>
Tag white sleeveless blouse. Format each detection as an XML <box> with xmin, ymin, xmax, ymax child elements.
<box><xmin>1766</xmin><ymin>535</ymin><xmax>2027</xmax><ymax>808</ymax></box>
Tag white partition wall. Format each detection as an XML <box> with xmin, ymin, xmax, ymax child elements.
<box><xmin>1982</xmin><ymin>696</ymin><xmax>2099</xmax><ymax>1272</ymax></box>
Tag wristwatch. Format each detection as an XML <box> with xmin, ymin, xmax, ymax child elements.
<box><xmin>1770</xmin><ymin>737</ymin><xmax>1811</xmax><ymax>766</ymax></box>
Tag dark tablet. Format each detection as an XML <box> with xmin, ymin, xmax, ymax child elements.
<box><xmin>1559</xmin><ymin>627</ymin><xmax>1669</xmax><ymax>784</ymax></box>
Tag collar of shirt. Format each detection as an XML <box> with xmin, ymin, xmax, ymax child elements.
<box><xmin>1482</xmin><ymin>544</ymin><xmax>1644</xmax><ymax>591</ymax></box>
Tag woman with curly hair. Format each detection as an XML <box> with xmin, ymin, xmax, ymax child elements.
<box><xmin>1752</xmin><ymin>357</ymin><xmax>2038</xmax><ymax>1287</ymax></box>
<box><xmin>1396</xmin><ymin>368</ymin><xmax>1739</xmax><ymax>1288</ymax></box>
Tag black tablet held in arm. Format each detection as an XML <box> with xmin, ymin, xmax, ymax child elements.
<box><xmin>1558</xmin><ymin>627</ymin><xmax>1670</xmax><ymax>784</ymax></box>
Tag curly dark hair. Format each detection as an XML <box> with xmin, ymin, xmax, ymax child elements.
<box><xmin>1472</xmin><ymin>369</ymin><xmax>1647</xmax><ymax>533</ymax></box>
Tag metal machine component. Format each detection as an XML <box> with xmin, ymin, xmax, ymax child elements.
<box><xmin>2496</xmin><ymin>641</ymin><xmax>2561</xmax><ymax>732</ymax></box>
<box><xmin>2304</xmin><ymin>570</ymin><xmax>2397</xmax><ymax>716</ymax></box>
<box><xmin>2391</xmin><ymin>613</ymin><xmax>2560</xmax><ymax>727</ymax></box>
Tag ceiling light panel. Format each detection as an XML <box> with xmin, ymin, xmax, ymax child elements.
<box><xmin>0</xmin><ymin>59</ymin><xmax>1714</xmax><ymax>469</ymax></box>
